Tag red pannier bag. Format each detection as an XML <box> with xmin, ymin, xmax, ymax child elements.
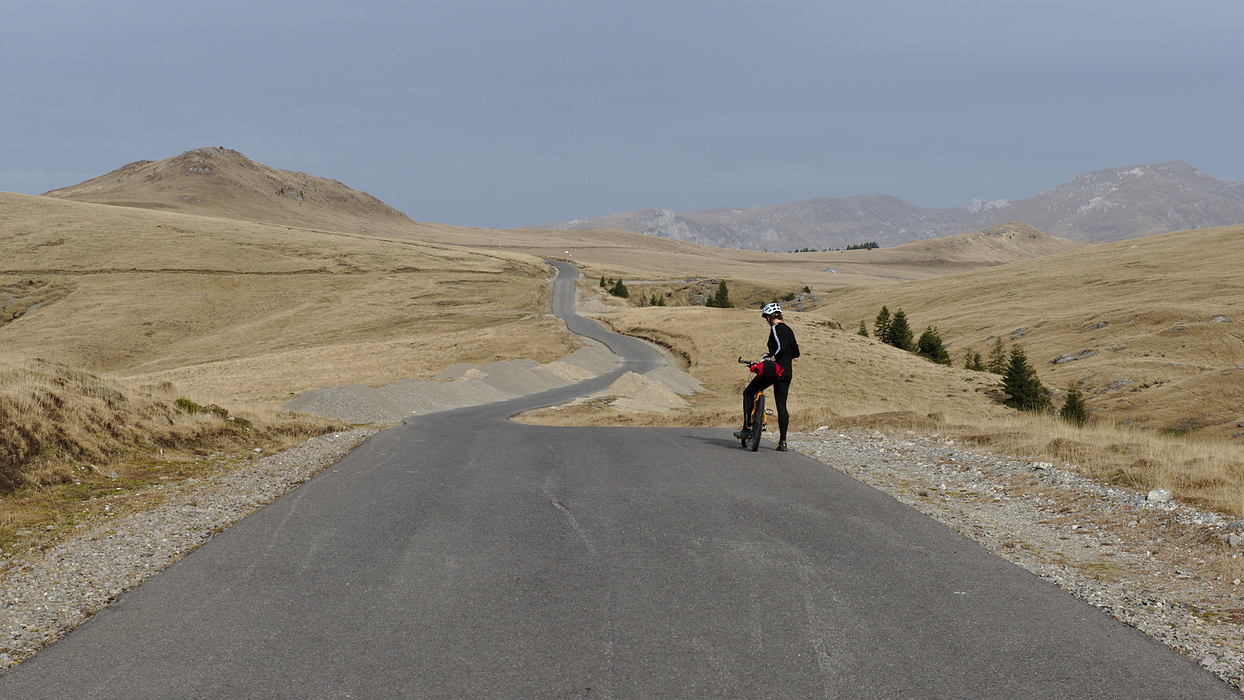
<box><xmin>749</xmin><ymin>360</ymin><xmax>784</xmax><ymax>381</ymax></box>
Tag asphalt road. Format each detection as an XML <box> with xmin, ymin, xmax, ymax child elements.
<box><xmin>2</xmin><ymin>261</ymin><xmax>1234</xmax><ymax>698</ymax></box>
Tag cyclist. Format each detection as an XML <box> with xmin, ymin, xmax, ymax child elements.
<box><xmin>734</xmin><ymin>302</ymin><xmax>800</xmax><ymax>451</ymax></box>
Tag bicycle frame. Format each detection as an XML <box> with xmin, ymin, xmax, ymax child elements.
<box><xmin>738</xmin><ymin>357</ymin><xmax>768</xmax><ymax>451</ymax></box>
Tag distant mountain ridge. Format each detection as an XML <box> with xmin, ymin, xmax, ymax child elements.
<box><xmin>43</xmin><ymin>147</ymin><xmax>422</xmax><ymax>237</ymax></box>
<box><xmin>537</xmin><ymin>162</ymin><xmax>1244</xmax><ymax>250</ymax></box>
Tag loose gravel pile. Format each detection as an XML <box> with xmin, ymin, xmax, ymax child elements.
<box><xmin>284</xmin><ymin>347</ymin><xmax>623</xmax><ymax>423</ymax></box>
<box><xmin>789</xmin><ymin>428</ymin><xmax>1244</xmax><ymax>692</ymax></box>
<box><xmin>597</xmin><ymin>371</ymin><xmax>691</xmax><ymax>411</ymax></box>
<box><xmin>284</xmin><ymin>345</ymin><xmax>705</xmax><ymax>422</ymax></box>
<box><xmin>0</xmin><ymin>427</ymin><xmax>378</xmax><ymax>671</ymax></box>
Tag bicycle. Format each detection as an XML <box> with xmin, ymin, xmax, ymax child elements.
<box><xmin>737</xmin><ymin>357</ymin><xmax>773</xmax><ymax>451</ymax></box>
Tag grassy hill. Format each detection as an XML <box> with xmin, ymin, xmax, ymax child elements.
<box><xmin>814</xmin><ymin>224</ymin><xmax>1244</xmax><ymax>441</ymax></box>
<box><xmin>0</xmin><ymin>192</ymin><xmax>578</xmax><ymax>405</ymax></box>
<box><xmin>43</xmin><ymin>147</ymin><xmax>430</xmax><ymax>239</ymax></box>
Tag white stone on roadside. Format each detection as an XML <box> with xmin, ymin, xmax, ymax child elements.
<box><xmin>1201</xmin><ymin>655</ymin><xmax>1217</xmax><ymax>668</ymax></box>
<box><xmin>1230</xmin><ymin>532</ymin><xmax>1244</xmax><ymax>547</ymax></box>
<box><xmin>814</xmin><ymin>425</ymin><xmax>829</xmax><ymax>432</ymax></box>
<box><xmin>0</xmin><ymin>653</ymin><xmax>11</xmax><ymax>668</ymax></box>
<box><xmin>1147</xmin><ymin>489</ymin><xmax>1173</xmax><ymax>503</ymax></box>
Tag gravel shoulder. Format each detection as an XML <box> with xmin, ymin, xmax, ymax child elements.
<box><xmin>0</xmin><ymin>427</ymin><xmax>380</xmax><ymax>671</ymax></box>
<box><xmin>790</xmin><ymin>428</ymin><xmax>1244</xmax><ymax>694</ymax></box>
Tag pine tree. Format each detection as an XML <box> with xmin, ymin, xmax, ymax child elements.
<box><xmin>858</xmin><ymin>320</ymin><xmax>869</xmax><ymax>337</ymax></box>
<box><xmin>883</xmin><ymin>309</ymin><xmax>915</xmax><ymax>351</ymax></box>
<box><xmin>706</xmin><ymin>280</ymin><xmax>733</xmax><ymax>308</ymax></box>
<box><xmin>964</xmin><ymin>351</ymin><xmax>985</xmax><ymax>372</ymax></box>
<box><xmin>986</xmin><ymin>337</ymin><xmax>1008</xmax><ymax>375</ymax></box>
<box><xmin>916</xmin><ymin>326</ymin><xmax>951</xmax><ymax>365</ymax></box>
<box><xmin>611</xmin><ymin>279</ymin><xmax>629</xmax><ymax>298</ymax></box>
<box><xmin>1002</xmin><ymin>346</ymin><xmax>1050</xmax><ymax>412</ymax></box>
<box><xmin>873</xmin><ymin>306</ymin><xmax>891</xmax><ymax>339</ymax></box>
<box><xmin>655</xmin><ymin>295</ymin><xmax>666</xmax><ymax>307</ymax></box>
<box><xmin>600</xmin><ymin>275</ymin><xmax>607</xmax><ymax>288</ymax></box>
<box><xmin>1060</xmin><ymin>384</ymin><xmax>1088</xmax><ymax>426</ymax></box>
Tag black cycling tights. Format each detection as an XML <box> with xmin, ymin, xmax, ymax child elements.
<box><xmin>743</xmin><ymin>377</ymin><xmax>791</xmax><ymax>440</ymax></box>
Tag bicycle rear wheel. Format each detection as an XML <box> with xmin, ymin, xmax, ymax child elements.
<box><xmin>748</xmin><ymin>394</ymin><xmax>765</xmax><ymax>452</ymax></box>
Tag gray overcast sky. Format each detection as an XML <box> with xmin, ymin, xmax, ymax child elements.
<box><xmin>3</xmin><ymin>1</ymin><xmax>1242</xmax><ymax>228</ymax></box>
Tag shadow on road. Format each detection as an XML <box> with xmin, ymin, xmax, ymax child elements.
<box><xmin>683</xmin><ymin>433</ymin><xmax>767</xmax><ymax>451</ymax></box>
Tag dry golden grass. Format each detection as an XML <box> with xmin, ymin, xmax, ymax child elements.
<box><xmin>809</xmin><ymin>223</ymin><xmax>1244</xmax><ymax>440</ymax></box>
<box><xmin>43</xmin><ymin>147</ymin><xmax>428</xmax><ymax>240</ymax></box>
<box><xmin>947</xmin><ymin>413</ymin><xmax>1244</xmax><ymax>515</ymax></box>
<box><xmin>0</xmin><ymin>356</ymin><xmax>343</xmax><ymax>554</ymax></box>
<box><xmin>0</xmin><ymin>192</ymin><xmax>581</xmax><ymax>405</ymax></box>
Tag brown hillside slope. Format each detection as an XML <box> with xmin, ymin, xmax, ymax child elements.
<box><xmin>0</xmin><ymin>192</ymin><xmax>577</xmax><ymax>406</ymax></box>
<box><xmin>876</xmin><ymin>222</ymin><xmax>1084</xmax><ymax>265</ymax></box>
<box><xmin>811</xmin><ymin>224</ymin><xmax>1244</xmax><ymax>440</ymax></box>
<box><xmin>43</xmin><ymin>147</ymin><xmax>429</xmax><ymax>238</ymax></box>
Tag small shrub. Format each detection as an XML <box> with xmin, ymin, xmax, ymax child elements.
<box><xmin>1059</xmin><ymin>384</ymin><xmax>1088</xmax><ymax>426</ymax></box>
<box><xmin>964</xmin><ymin>351</ymin><xmax>985</xmax><ymax>372</ymax></box>
<box><xmin>916</xmin><ymin>326</ymin><xmax>951</xmax><ymax>365</ymax></box>
<box><xmin>1002</xmin><ymin>346</ymin><xmax>1050</xmax><ymax>412</ymax></box>
<box><xmin>986</xmin><ymin>337</ymin><xmax>1008</xmax><ymax>375</ymax></box>
<box><xmin>858</xmin><ymin>320</ymin><xmax>869</xmax><ymax>337</ymax></box>
<box><xmin>175</xmin><ymin>397</ymin><xmax>201</xmax><ymax>415</ymax></box>
<box><xmin>883</xmin><ymin>309</ymin><xmax>915</xmax><ymax>352</ymax></box>
<box><xmin>705</xmin><ymin>280</ymin><xmax>733</xmax><ymax>308</ymax></box>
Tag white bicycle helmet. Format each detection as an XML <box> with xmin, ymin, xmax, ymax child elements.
<box><xmin>762</xmin><ymin>302</ymin><xmax>782</xmax><ymax>317</ymax></box>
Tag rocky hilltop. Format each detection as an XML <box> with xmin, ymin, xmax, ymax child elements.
<box><xmin>539</xmin><ymin>162</ymin><xmax>1244</xmax><ymax>250</ymax></box>
<box><xmin>43</xmin><ymin>147</ymin><xmax>422</xmax><ymax>237</ymax></box>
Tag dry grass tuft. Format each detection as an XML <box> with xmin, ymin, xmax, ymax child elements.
<box><xmin>0</xmin><ymin>356</ymin><xmax>341</xmax><ymax>493</ymax></box>
<box><xmin>945</xmin><ymin>413</ymin><xmax>1244</xmax><ymax>516</ymax></box>
<box><xmin>0</xmin><ymin>356</ymin><xmax>347</xmax><ymax>558</ymax></box>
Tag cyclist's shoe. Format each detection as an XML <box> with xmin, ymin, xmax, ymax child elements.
<box><xmin>733</xmin><ymin>426</ymin><xmax>753</xmax><ymax>439</ymax></box>
<box><xmin>775</xmin><ymin>440</ymin><xmax>788</xmax><ymax>452</ymax></box>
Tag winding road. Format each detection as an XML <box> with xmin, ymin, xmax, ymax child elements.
<box><xmin>2</xmin><ymin>261</ymin><xmax>1233</xmax><ymax>697</ymax></box>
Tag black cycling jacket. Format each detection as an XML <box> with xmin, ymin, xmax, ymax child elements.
<box><xmin>766</xmin><ymin>322</ymin><xmax>800</xmax><ymax>380</ymax></box>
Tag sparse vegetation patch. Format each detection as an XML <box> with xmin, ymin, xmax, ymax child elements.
<box><xmin>0</xmin><ymin>357</ymin><xmax>342</xmax><ymax>556</ymax></box>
